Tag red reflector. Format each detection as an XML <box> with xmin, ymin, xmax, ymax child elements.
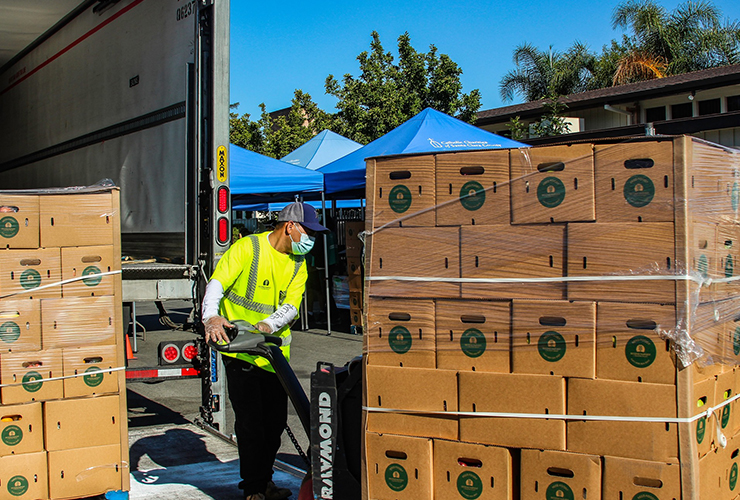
<box><xmin>182</xmin><ymin>343</ymin><xmax>198</xmax><ymax>361</ymax></box>
<box><xmin>217</xmin><ymin>186</ymin><xmax>229</xmax><ymax>213</ymax></box>
<box><xmin>218</xmin><ymin>217</ymin><xmax>229</xmax><ymax>244</ymax></box>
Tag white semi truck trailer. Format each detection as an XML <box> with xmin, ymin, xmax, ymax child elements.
<box><xmin>0</xmin><ymin>0</ymin><xmax>232</xmax><ymax>434</ymax></box>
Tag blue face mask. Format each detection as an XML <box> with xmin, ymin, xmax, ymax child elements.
<box><xmin>291</xmin><ymin>225</ymin><xmax>315</xmax><ymax>255</ymax></box>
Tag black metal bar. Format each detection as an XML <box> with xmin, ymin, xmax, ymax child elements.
<box><xmin>267</xmin><ymin>344</ymin><xmax>312</xmax><ymax>438</ymax></box>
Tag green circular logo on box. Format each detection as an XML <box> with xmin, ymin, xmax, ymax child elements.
<box><xmin>546</xmin><ymin>481</ymin><xmax>574</xmax><ymax>500</ymax></box>
<box><xmin>0</xmin><ymin>216</ymin><xmax>19</xmax><ymax>238</ymax></box>
<box><xmin>20</xmin><ymin>269</ymin><xmax>41</xmax><ymax>290</ymax></box>
<box><xmin>633</xmin><ymin>493</ymin><xmax>659</xmax><ymax>500</ymax></box>
<box><xmin>730</xmin><ymin>462</ymin><xmax>738</xmax><ymax>491</ymax></box>
<box><xmin>537</xmin><ymin>177</ymin><xmax>566</xmax><ymax>208</ymax></box>
<box><xmin>457</xmin><ymin>471</ymin><xmax>483</xmax><ymax>499</ymax></box>
<box><xmin>388</xmin><ymin>185</ymin><xmax>412</xmax><ymax>214</ymax></box>
<box><xmin>82</xmin><ymin>265</ymin><xmax>102</xmax><ymax>287</ymax></box>
<box><xmin>385</xmin><ymin>463</ymin><xmax>408</xmax><ymax>492</ymax></box>
<box><xmin>459</xmin><ymin>181</ymin><xmax>486</xmax><ymax>211</ymax></box>
<box><xmin>624</xmin><ymin>175</ymin><xmax>655</xmax><ymax>208</ymax></box>
<box><xmin>460</xmin><ymin>328</ymin><xmax>486</xmax><ymax>358</ymax></box>
<box><xmin>84</xmin><ymin>366</ymin><xmax>104</xmax><ymax>387</ymax></box>
<box><xmin>7</xmin><ymin>475</ymin><xmax>28</xmax><ymax>497</ymax></box>
<box><xmin>726</xmin><ymin>255</ymin><xmax>734</xmax><ymax>278</ymax></box>
<box><xmin>735</xmin><ymin>327</ymin><xmax>740</xmax><ymax>355</ymax></box>
<box><xmin>388</xmin><ymin>326</ymin><xmax>412</xmax><ymax>354</ymax></box>
<box><xmin>0</xmin><ymin>321</ymin><xmax>21</xmax><ymax>343</ymax></box>
<box><xmin>732</xmin><ymin>181</ymin><xmax>739</xmax><ymax>212</ymax></box>
<box><xmin>625</xmin><ymin>335</ymin><xmax>657</xmax><ymax>368</ymax></box>
<box><xmin>22</xmin><ymin>371</ymin><xmax>43</xmax><ymax>393</ymax></box>
<box><xmin>696</xmin><ymin>416</ymin><xmax>707</xmax><ymax>444</ymax></box>
<box><xmin>698</xmin><ymin>254</ymin><xmax>709</xmax><ymax>279</ymax></box>
<box><xmin>722</xmin><ymin>403</ymin><xmax>731</xmax><ymax>429</ymax></box>
<box><xmin>538</xmin><ymin>331</ymin><xmax>566</xmax><ymax>362</ymax></box>
<box><xmin>1</xmin><ymin>425</ymin><xmax>23</xmax><ymax>446</ymax></box>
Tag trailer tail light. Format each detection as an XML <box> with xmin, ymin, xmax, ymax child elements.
<box><xmin>181</xmin><ymin>342</ymin><xmax>198</xmax><ymax>362</ymax></box>
<box><xmin>160</xmin><ymin>343</ymin><xmax>181</xmax><ymax>364</ymax></box>
<box><xmin>217</xmin><ymin>186</ymin><xmax>229</xmax><ymax>213</ymax></box>
<box><xmin>217</xmin><ymin>217</ymin><xmax>229</xmax><ymax>244</ymax></box>
<box><xmin>158</xmin><ymin>340</ymin><xmax>198</xmax><ymax>365</ymax></box>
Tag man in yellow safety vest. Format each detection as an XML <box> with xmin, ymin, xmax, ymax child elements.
<box><xmin>202</xmin><ymin>202</ymin><xmax>328</xmax><ymax>500</ymax></box>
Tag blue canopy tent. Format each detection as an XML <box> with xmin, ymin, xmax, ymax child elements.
<box><xmin>319</xmin><ymin>107</ymin><xmax>529</xmax><ymax>196</ymax></box>
<box><xmin>229</xmin><ymin>143</ymin><xmax>324</xmax><ymax>204</ymax></box>
<box><xmin>281</xmin><ymin>130</ymin><xmax>362</xmax><ymax>170</ymax></box>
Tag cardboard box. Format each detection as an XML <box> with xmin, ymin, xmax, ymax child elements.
<box><xmin>716</xmin><ymin>433</ymin><xmax>740</xmax><ymax>499</ymax></box>
<box><xmin>349</xmin><ymin>292</ymin><xmax>362</xmax><ymax>310</ymax></box>
<box><xmin>699</xmin><ymin>447</ymin><xmax>723</xmax><ymax>500</ymax></box>
<box><xmin>594</xmin><ymin>141</ymin><xmax>675</xmax><ymax>222</ymax></box>
<box><xmin>60</xmin><ymin>245</ymin><xmax>117</xmax><ymax>297</ymax></box>
<box><xmin>434</xmin><ymin>439</ymin><xmax>512</xmax><ymax>500</ymax></box>
<box><xmin>0</xmin><ymin>298</ymin><xmax>41</xmax><ymax>353</ymax></box>
<box><xmin>369</xmin><ymin>156</ymin><xmax>436</xmax><ymax>228</ymax></box>
<box><xmin>345</xmin><ymin>221</ymin><xmax>364</xmax><ymax>258</ymax></box>
<box><xmin>690</xmin><ymin>220</ymin><xmax>719</xmax><ymax>303</ymax></box>
<box><xmin>62</xmin><ymin>345</ymin><xmax>119</xmax><ymax>398</ymax></box>
<box><xmin>43</xmin><ymin>395</ymin><xmax>122</xmax><ymax>451</ymax></box>
<box><xmin>460</xmin><ymin>225</ymin><xmax>565</xmax><ymax>300</ymax></box>
<box><xmin>0</xmin><ymin>349</ymin><xmax>63</xmax><ymax>404</ymax></box>
<box><xmin>566</xmin><ymin>378</ymin><xmax>678</xmax><ymax>462</ymax></box>
<box><xmin>458</xmin><ymin>372</ymin><xmax>566</xmax><ymax>450</ymax></box>
<box><xmin>347</xmin><ymin>256</ymin><xmax>363</xmax><ymax>292</ymax></box>
<box><xmin>717</xmin><ymin>222</ymin><xmax>740</xmax><ymax>300</ymax></box>
<box><xmin>510</xmin><ymin>143</ymin><xmax>595</xmax><ymax>224</ymax></box>
<box><xmin>566</xmin><ymin>222</ymin><xmax>676</xmax><ymax>303</ymax></box>
<box><xmin>435</xmin><ymin>299</ymin><xmax>510</xmax><ymax>373</ymax></box>
<box><xmin>40</xmin><ymin>193</ymin><xmax>116</xmax><ymax>248</ymax></box>
<box><xmin>0</xmin><ymin>451</ymin><xmax>48</xmax><ymax>500</ymax></box>
<box><xmin>367</xmin><ymin>227</ymin><xmax>460</xmax><ymax>299</ymax></box>
<box><xmin>47</xmin><ymin>444</ymin><xmax>124</xmax><ymax>500</ymax></box>
<box><xmin>366</xmin><ymin>298</ymin><xmax>435</xmax><ymax>368</ymax></box>
<box><xmin>41</xmin><ymin>296</ymin><xmax>118</xmax><ymax>349</ymax></box>
<box><xmin>715</xmin><ymin>369</ymin><xmax>736</xmax><ymax>442</ymax></box>
<box><xmin>365</xmin><ymin>365</ymin><xmax>457</xmax><ymax>440</ymax></box>
<box><xmin>595</xmin><ymin>302</ymin><xmax>677</xmax><ymax>384</ymax></box>
<box><xmin>602</xmin><ymin>456</ymin><xmax>681</xmax><ymax>500</ymax></box>
<box><xmin>511</xmin><ymin>300</ymin><xmax>595</xmax><ymax>379</ymax></box>
<box><xmin>0</xmin><ymin>195</ymin><xmax>39</xmax><ymax>249</ymax></box>
<box><xmin>350</xmin><ymin>307</ymin><xmax>363</xmax><ymax>328</ymax></box>
<box><xmin>519</xmin><ymin>450</ymin><xmax>601</xmax><ymax>500</ymax></box>
<box><xmin>0</xmin><ymin>402</ymin><xmax>43</xmax><ymax>457</ymax></box>
<box><xmin>0</xmin><ymin>248</ymin><xmax>61</xmax><ymax>300</ymax></box>
<box><xmin>365</xmin><ymin>432</ymin><xmax>432</xmax><ymax>500</ymax></box>
<box><xmin>435</xmin><ymin>150</ymin><xmax>510</xmax><ymax>226</ymax></box>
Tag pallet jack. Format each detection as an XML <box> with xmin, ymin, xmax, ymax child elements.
<box><xmin>209</xmin><ymin>321</ymin><xmax>362</xmax><ymax>500</ymax></box>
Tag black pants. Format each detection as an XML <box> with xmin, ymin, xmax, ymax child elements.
<box><xmin>225</xmin><ymin>357</ymin><xmax>288</xmax><ymax>496</ymax></box>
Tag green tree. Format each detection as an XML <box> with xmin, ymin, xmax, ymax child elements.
<box><xmin>325</xmin><ymin>31</ymin><xmax>481</xmax><ymax>144</ymax></box>
<box><xmin>229</xmin><ymin>103</ymin><xmax>264</xmax><ymax>153</ymax></box>
<box><xmin>611</xmin><ymin>0</ymin><xmax>740</xmax><ymax>83</ymax></box>
<box><xmin>499</xmin><ymin>42</ymin><xmax>597</xmax><ymax>103</ymax></box>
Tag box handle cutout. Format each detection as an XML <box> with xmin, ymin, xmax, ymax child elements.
<box><xmin>698</xmin><ymin>239</ymin><xmax>708</xmax><ymax>249</ymax></box>
<box><xmin>22</xmin><ymin>361</ymin><xmax>43</xmax><ymax>368</ymax></box>
<box><xmin>697</xmin><ymin>397</ymin><xmax>707</xmax><ymax>408</ymax></box>
<box><xmin>546</xmin><ymin>467</ymin><xmax>574</xmax><ymax>478</ymax></box>
<box><xmin>664</xmin><ymin>175</ymin><xmax>669</xmax><ymax>188</ymax></box>
<box><xmin>624</xmin><ymin>159</ymin><xmax>655</xmax><ymax>169</ymax></box>
<box><xmin>457</xmin><ymin>458</ymin><xmax>483</xmax><ymax>468</ymax></box>
<box><xmin>84</xmin><ymin>357</ymin><xmax>104</xmax><ymax>364</ymax></box>
<box><xmin>460</xmin><ymin>166</ymin><xmax>485</xmax><ymax>176</ymax></box>
<box><xmin>0</xmin><ymin>205</ymin><xmax>19</xmax><ymax>212</ymax></box>
<box><xmin>731</xmin><ymin>449</ymin><xmax>739</xmax><ymax>459</ymax></box>
<box><xmin>725</xmin><ymin>390</ymin><xmax>732</xmax><ymax>400</ymax></box>
<box><xmin>389</xmin><ymin>171</ymin><xmax>412</xmax><ymax>180</ymax></box>
<box><xmin>81</xmin><ymin>255</ymin><xmax>102</xmax><ymax>263</ymax></box>
<box><xmin>0</xmin><ymin>310</ymin><xmax>20</xmax><ymax>319</ymax></box>
<box><xmin>20</xmin><ymin>259</ymin><xmax>41</xmax><ymax>266</ymax></box>
<box><xmin>388</xmin><ymin>313</ymin><xmax>411</xmax><ymax>321</ymax></box>
<box><xmin>1</xmin><ymin>414</ymin><xmax>21</xmax><ymax>421</ymax></box>
<box><xmin>539</xmin><ymin>316</ymin><xmax>566</xmax><ymax>327</ymax></box>
<box><xmin>726</xmin><ymin>240</ymin><xmax>734</xmax><ymax>248</ymax></box>
<box><xmin>626</xmin><ymin>319</ymin><xmax>657</xmax><ymax>330</ymax></box>
<box><xmin>537</xmin><ymin>162</ymin><xmax>565</xmax><ymax>172</ymax></box>
<box><xmin>460</xmin><ymin>315</ymin><xmax>486</xmax><ymax>324</ymax></box>
<box><xmin>385</xmin><ymin>450</ymin><xmax>407</xmax><ymax>460</ymax></box>
<box><xmin>379</xmin><ymin>187</ymin><xmax>383</xmax><ymax>199</ymax></box>
<box><xmin>632</xmin><ymin>477</ymin><xmax>662</xmax><ymax>489</ymax></box>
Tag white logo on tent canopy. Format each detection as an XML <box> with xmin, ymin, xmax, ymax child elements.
<box><xmin>427</xmin><ymin>138</ymin><xmax>502</xmax><ymax>149</ymax></box>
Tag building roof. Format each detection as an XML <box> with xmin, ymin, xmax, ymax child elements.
<box><xmin>477</xmin><ymin>64</ymin><xmax>740</xmax><ymax>125</ymax></box>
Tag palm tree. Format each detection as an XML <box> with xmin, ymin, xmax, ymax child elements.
<box><xmin>611</xmin><ymin>0</ymin><xmax>740</xmax><ymax>84</ymax></box>
<box><xmin>499</xmin><ymin>42</ymin><xmax>596</xmax><ymax>103</ymax></box>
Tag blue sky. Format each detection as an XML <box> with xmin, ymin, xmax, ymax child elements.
<box><xmin>229</xmin><ymin>0</ymin><xmax>740</xmax><ymax>119</ymax></box>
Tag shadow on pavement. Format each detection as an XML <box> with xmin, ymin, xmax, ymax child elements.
<box><xmin>127</xmin><ymin>387</ymin><xmax>190</xmax><ymax>428</ymax></box>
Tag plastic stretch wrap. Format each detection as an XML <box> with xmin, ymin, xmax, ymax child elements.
<box><xmin>360</xmin><ymin>136</ymin><xmax>740</xmax><ymax>372</ymax></box>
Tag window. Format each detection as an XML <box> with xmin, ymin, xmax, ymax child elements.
<box><xmin>645</xmin><ymin>106</ymin><xmax>666</xmax><ymax>122</ymax></box>
<box><xmin>671</xmin><ymin>102</ymin><xmax>693</xmax><ymax>119</ymax></box>
<box><xmin>728</xmin><ymin>95</ymin><xmax>740</xmax><ymax>112</ymax></box>
<box><xmin>698</xmin><ymin>98</ymin><xmax>721</xmax><ymax>116</ymax></box>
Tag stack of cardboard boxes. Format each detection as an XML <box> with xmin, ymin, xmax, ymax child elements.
<box><xmin>362</xmin><ymin>136</ymin><xmax>740</xmax><ymax>499</ymax></box>
<box><xmin>346</xmin><ymin>221</ymin><xmax>365</xmax><ymax>329</ymax></box>
<box><xmin>0</xmin><ymin>187</ymin><xmax>128</xmax><ymax>500</ymax></box>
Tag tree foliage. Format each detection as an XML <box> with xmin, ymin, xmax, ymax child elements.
<box><xmin>326</xmin><ymin>31</ymin><xmax>481</xmax><ymax>144</ymax></box>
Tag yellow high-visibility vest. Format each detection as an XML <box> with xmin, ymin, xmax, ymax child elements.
<box><xmin>210</xmin><ymin>231</ymin><xmax>307</xmax><ymax>371</ymax></box>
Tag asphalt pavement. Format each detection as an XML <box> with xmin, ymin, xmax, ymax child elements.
<box><xmin>125</xmin><ymin>300</ymin><xmax>363</xmax><ymax>498</ymax></box>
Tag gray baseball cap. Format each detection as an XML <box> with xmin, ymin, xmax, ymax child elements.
<box><xmin>277</xmin><ymin>202</ymin><xmax>329</xmax><ymax>233</ymax></box>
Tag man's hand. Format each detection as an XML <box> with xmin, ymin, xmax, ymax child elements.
<box><xmin>204</xmin><ymin>316</ymin><xmax>234</xmax><ymax>344</ymax></box>
<box><xmin>255</xmin><ymin>321</ymin><xmax>273</xmax><ymax>334</ymax></box>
